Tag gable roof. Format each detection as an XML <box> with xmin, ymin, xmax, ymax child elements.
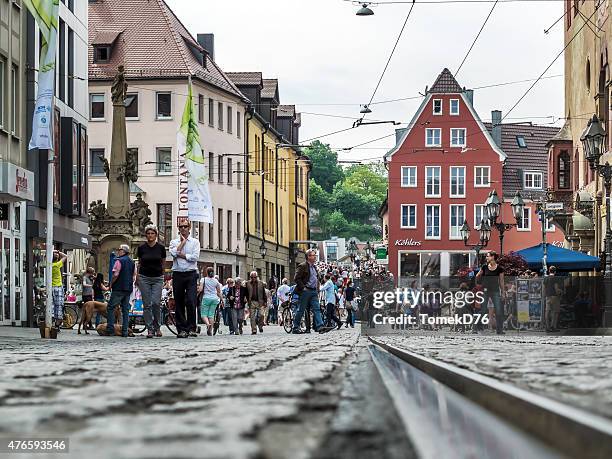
<box><xmin>226</xmin><ymin>72</ymin><xmax>263</xmax><ymax>86</ymax></box>
<box><xmin>88</xmin><ymin>0</ymin><xmax>244</xmax><ymax>100</ymax></box>
<box><xmin>429</xmin><ymin>68</ymin><xmax>463</xmax><ymax>94</ymax></box>
<box><xmin>385</xmin><ymin>92</ymin><xmax>506</xmax><ymax>161</ymax></box>
<box><xmin>277</xmin><ymin>105</ymin><xmax>295</xmax><ymax>118</ymax></box>
<box><xmin>484</xmin><ymin>122</ymin><xmax>560</xmax><ymax>198</ymax></box>
<box><xmin>262</xmin><ymin>79</ymin><xmax>279</xmax><ymax>100</ymax></box>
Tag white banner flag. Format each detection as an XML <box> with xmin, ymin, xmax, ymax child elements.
<box><xmin>24</xmin><ymin>0</ymin><xmax>60</xmax><ymax>151</ymax></box>
<box><xmin>177</xmin><ymin>81</ymin><xmax>213</xmax><ymax>223</ymax></box>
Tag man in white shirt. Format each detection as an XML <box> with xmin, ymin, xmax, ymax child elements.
<box><xmin>169</xmin><ymin>220</ymin><xmax>201</xmax><ymax>338</ymax></box>
<box><xmin>276</xmin><ymin>278</ymin><xmax>291</xmax><ymax>326</ymax></box>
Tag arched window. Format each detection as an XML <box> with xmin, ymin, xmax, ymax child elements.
<box><xmin>557</xmin><ymin>151</ymin><xmax>570</xmax><ymax>189</ymax></box>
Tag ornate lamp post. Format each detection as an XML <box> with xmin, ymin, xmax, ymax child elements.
<box><xmin>581</xmin><ymin>114</ymin><xmax>612</xmax><ymax>280</ymax></box>
<box><xmin>460</xmin><ymin>219</ymin><xmax>491</xmax><ymax>266</ymax></box>
<box><xmin>485</xmin><ymin>189</ymin><xmax>524</xmax><ymax>254</ymax></box>
<box><xmin>259</xmin><ymin>240</ymin><xmax>267</xmax><ymax>259</ymax></box>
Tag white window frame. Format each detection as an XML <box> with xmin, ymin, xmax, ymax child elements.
<box><xmin>425</xmin><ymin>166</ymin><xmax>441</xmax><ymax>198</ymax></box>
<box><xmin>523</xmin><ymin>171</ymin><xmax>543</xmax><ymax>190</ymax></box>
<box><xmin>425</xmin><ymin>204</ymin><xmax>441</xmax><ymax>240</ymax></box>
<box><xmin>474</xmin><ymin>166</ymin><xmax>491</xmax><ymax>187</ymax></box>
<box><xmin>517</xmin><ymin>207</ymin><xmax>532</xmax><ymax>231</ymax></box>
<box><xmin>156</xmin><ymin>147</ymin><xmax>173</xmax><ymax>176</ymax></box>
<box><xmin>125</xmin><ymin>92</ymin><xmax>139</xmax><ymax>120</ymax></box>
<box><xmin>400</xmin><ymin>204</ymin><xmax>417</xmax><ymax>229</ymax></box>
<box><xmin>450</xmin><ymin>98</ymin><xmax>459</xmax><ymax>115</ymax></box>
<box><xmin>474</xmin><ymin>204</ymin><xmax>487</xmax><ymax>229</ymax></box>
<box><xmin>545</xmin><ymin>217</ymin><xmax>556</xmax><ymax>232</ymax></box>
<box><xmin>425</xmin><ymin>128</ymin><xmax>441</xmax><ymax>147</ymax></box>
<box><xmin>450</xmin><ymin>128</ymin><xmax>467</xmax><ymax>147</ymax></box>
<box><xmin>89</xmin><ymin>93</ymin><xmax>105</xmax><ymax>121</ymax></box>
<box><xmin>449</xmin><ymin>204</ymin><xmax>466</xmax><ymax>240</ymax></box>
<box><xmin>433</xmin><ymin>99</ymin><xmax>442</xmax><ymax>115</ymax></box>
<box><xmin>401</xmin><ymin>166</ymin><xmax>417</xmax><ymax>188</ymax></box>
<box><xmin>449</xmin><ymin>166</ymin><xmax>466</xmax><ymax>198</ymax></box>
<box><xmin>155</xmin><ymin>91</ymin><xmax>172</xmax><ymax>120</ymax></box>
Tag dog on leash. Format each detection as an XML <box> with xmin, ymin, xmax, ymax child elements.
<box><xmin>78</xmin><ymin>300</ymin><xmax>120</xmax><ymax>335</ymax></box>
<box><xmin>95</xmin><ymin>323</ymin><xmax>134</xmax><ymax>337</ymax></box>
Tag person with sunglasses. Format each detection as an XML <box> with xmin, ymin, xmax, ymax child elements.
<box><xmin>169</xmin><ymin>220</ymin><xmax>201</xmax><ymax>338</ymax></box>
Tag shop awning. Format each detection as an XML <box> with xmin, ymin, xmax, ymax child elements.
<box><xmin>515</xmin><ymin>243</ymin><xmax>601</xmax><ymax>272</ymax></box>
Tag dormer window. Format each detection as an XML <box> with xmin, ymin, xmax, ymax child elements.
<box><xmin>93</xmin><ymin>45</ymin><xmax>110</xmax><ymax>63</ymax></box>
<box><xmin>433</xmin><ymin>99</ymin><xmax>442</xmax><ymax>115</ymax></box>
<box><xmin>516</xmin><ymin>136</ymin><xmax>527</xmax><ymax>148</ymax></box>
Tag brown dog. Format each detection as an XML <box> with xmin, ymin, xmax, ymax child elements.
<box><xmin>78</xmin><ymin>300</ymin><xmax>120</xmax><ymax>335</ymax></box>
<box><xmin>95</xmin><ymin>323</ymin><xmax>134</xmax><ymax>337</ymax></box>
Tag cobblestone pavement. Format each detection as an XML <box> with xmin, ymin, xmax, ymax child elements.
<box><xmin>373</xmin><ymin>332</ymin><xmax>612</xmax><ymax>420</ymax></box>
<box><xmin>0</xmin><ymin>325</ymin><xmax>412</xmax><ymax>459</ymax></box>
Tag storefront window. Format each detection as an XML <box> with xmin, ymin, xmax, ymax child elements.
<box><xmin>421</xmin><ymin>253</ymin><xmax>440</xmax><ymax>278</ymax></box>
<box><xmin>400</xmin><ymin>253</ymin><xmax>419</xmax><ymax>279</ymax></box>
<box><xmin>449</xmin><ymin>253</ymin><xmax>471</xmax><ymax>277</ymax></box>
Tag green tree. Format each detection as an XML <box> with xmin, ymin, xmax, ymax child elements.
<box><xmin>320</xmin><ymin>210</ymin><xmax>349</xmax><ymax>237</ymax></box>
<box><xmin>343</xmin><ymin>164</ymin><xmax>387</xmax><ymax>204</ymax></box>
<box><xmin>309</xmin><ymin>179</ymin><xmax>332</xmax><ymax>213</ymax></box>
<box><xmin>304</xmin><ymin>140</ymin><xmax>344</xmax><ymax>193</ymax></box>
<box><xmin>331</xmin><ymin>186</ymin><xmax>378</xmax><ymax>224</ymax></box>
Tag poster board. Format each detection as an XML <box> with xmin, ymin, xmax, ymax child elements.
<box><xmin>516</xmin><ymin>278</ymin><xmax>543</xmax><ymax>323</ymax></box>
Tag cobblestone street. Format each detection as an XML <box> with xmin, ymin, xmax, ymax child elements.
<box><xmin>0</xmin><ymin>326</ymin><xmax>414</xmax><ymax>459</ymax></box>
<box><xmin>374</xmin><ymin>333</ymin><xmax>612</xmax><ymax>420</ymax></box>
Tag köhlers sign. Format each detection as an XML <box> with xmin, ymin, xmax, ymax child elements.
<box><xmin>394</xmin><ymin>238</ymin><xmax>422</xmax><ymax>247</ymax></box>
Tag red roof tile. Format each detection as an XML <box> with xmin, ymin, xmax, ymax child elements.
<box><xmin>88</xmin><ymin>0</ymin><xmax>244</xmax><ymax>99</ymax></box>
<box><xmin>226</xmin><ymin>72</ymin><xmax>263</xmax><ymax>86</ymax></box>
<box><xmin>429</xmin><ymin>68</ymin><xmax>463</xmax><ymax>94</ymax></box>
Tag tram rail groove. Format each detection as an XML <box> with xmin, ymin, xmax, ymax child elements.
<box><xmin>368</xmin><ymin>336</ymin><xmax>612</xmax><ymax>459</ymax></box>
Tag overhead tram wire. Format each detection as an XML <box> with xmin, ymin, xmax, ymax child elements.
<box><xmin>502</xmin><ymin>6</ymin><xmax>598</xmax><ymax>122</ymax></box>
<box><xmin>454</xmin><ymin>0</ymin><xmax>499</xmax><ymax>78</ymax></box>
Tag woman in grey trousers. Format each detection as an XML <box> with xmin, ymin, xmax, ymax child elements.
<box><xmin>136</xmin><ymin>225</ymin><xmax>167</xmax><ymax>338</ymax></box>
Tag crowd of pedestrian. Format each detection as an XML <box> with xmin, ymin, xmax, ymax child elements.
<box><xmin>53</xmin><ymin>220</ymin><xmax>390</xmax><ymax>338</ymax></box>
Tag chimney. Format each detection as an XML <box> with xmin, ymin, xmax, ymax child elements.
<box><xmin>395</xmin><ymin>128</ymin><xmax>407</xmax><ymax>145</ymax></box>
<box><xmin>197</xmin><ymin>33</ymin><xmax>215</xmax><ymax>61</ymax></box>
<box><xmin>464</xmin><ymin>89</ymin><xmax>474</xmax><ymax>106</ymax></box>
<box><xmin>491</xmin><ymin>110</ymin><xmax>502</xmax><ymax>147</ymax></box>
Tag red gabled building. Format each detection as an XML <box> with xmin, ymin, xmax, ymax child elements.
<box><xmin>385</xmin><ymin>69</ymin><xmax>506</xmax><ymax>285</ymax></box>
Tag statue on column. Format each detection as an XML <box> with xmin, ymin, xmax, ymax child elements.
<box><xmin>111</xmin><ymin>65</ymin><xmax>128</xmax><ymax>104</ymax></box>
<box><xmin>129</xmin><ymin>193</ymin><xmax>152</xmax><ymax>235</ymax></box>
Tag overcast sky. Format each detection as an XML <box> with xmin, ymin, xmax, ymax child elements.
<box><xmin>166</xmin><ymin>0</ymin><xmax>565</xmax><ymax>162</ymax></box>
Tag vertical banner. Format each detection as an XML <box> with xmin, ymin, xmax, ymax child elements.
<box><xmin>177</xmin><ymin>80</ymin><xmax>213</xmax><ymax>223</ymax></box>
<box><xmin>24</xmin><ymin>0</ymin><xmax>60</xmax><ymax>150</ymax></box>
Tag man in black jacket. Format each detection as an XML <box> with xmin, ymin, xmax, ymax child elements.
<box><xmin>292</xmin><ymin>249</ymin><xmax>331</xmax><ymax>334</ymax></box>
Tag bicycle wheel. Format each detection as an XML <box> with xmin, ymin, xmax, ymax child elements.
<box><xmin>164</xmin><ymin>308</ymin><xmax>178</xmax><ymax>336</ymax></box>
<box><xmin>282</xmin><ymin>308</ymin><xmax>293</xmax><ymax>333</ymax></box>
<box><xmin>61</xmin><ymin>306</ymin><xmax>78</xmax><ymax>329</ymax></box>
<box><xmin>129</xmin><ymin>316</ymin><xmax>147</xmax><ymax>334</ymax></box>
<box><xmin>213</xmin><ymin>305</ymin><xmax>221</xmax><ymax>335</ymax></box>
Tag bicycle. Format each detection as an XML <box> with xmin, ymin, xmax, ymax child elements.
<box><xmin>61</xmin><ymin>302</ymin><xmax>79</xmax><ymax>330</ymax></box>
<box><xmin>160</xmin><ymin>296</ymin><xmax>178</xmax><ymax>336</ymax></box>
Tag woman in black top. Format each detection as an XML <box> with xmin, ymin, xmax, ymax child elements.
<box><xmin>227</xmin><ymin>277</ymin><xmax>248</xmax><ymax>335</ymax></box>
<box><xmin>476</xmin><ymin>251</ymin><xmax>506</xmax><ymax>335</ymax></box>
<box><xmin>136</xmin><ymin>224</ymin><xmax>167</xmax><ymax>338</ymax></box>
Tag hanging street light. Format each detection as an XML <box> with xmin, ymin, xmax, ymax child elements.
<box><xmin>259</xmin><ymin>241</ymin><xmax>267</xmax><ymax>259</ymax></box>
<box><xmin>360</xmin><ymin>104</ymin><xmax>372</xmax><ymax>114</ymax></box>
<box><xmin>485</xmin><ymin>189</ymin><xmax>501</xmax><ymax>222</ymax></box>
<box><xmin>356</xmin><ymin>3</ymin><xmax>374</xmax><ymax>16</ymax></box>
<box><xmin>581</xmin><ymin>114</ymin><xmax>606</xmax><ymax>169</ymax></box>
<box><xmin>510</xmin><ymin>191</ymin><xmax>525</xmax><ymax>222</ymax></box>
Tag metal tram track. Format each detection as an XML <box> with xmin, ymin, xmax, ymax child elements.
<box><xmin>367</xmin><ymin>336</ymin><xmax>612</xmax><ymax>459</ymax></box>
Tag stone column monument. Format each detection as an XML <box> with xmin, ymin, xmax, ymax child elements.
<box><xmin>88</xmin><ymin>66</ymin><xmax>152</xmax><ymax>276</ymax></box>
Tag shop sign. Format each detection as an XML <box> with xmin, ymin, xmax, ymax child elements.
<box><xmin>395</xmin><ymin>238</ymin><xmax>422</xmax><ymax>247</ymax></box>
<box><xmin>0</xmin><ymin>162</ymin><xmax>35</xmax><ymax>202</ymax></box>
<box><xmin>375</xmin><ymin>247</ymin><xmax>387</xmax><ymax>259</ymax></box>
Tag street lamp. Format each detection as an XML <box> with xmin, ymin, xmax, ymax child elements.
<box><xmin>360</xmin><ymin>104</ymin><xmax>372</xmax><ymax>114</ymax></box>
<box><xmin>485</xmin><ymin>189</ymin><xmax>524</xmax><ymax>255</ymax></box>
<box><xmin>356</xmin><ymin>3</ymin><xmax>374</xmax><ymax>16</ymax></box>
<box><xmin>259</xmin><ymin>241</ymin><xmax>267</xmax><ymax>259</ymax></box>
<box><xmin>581</xmin><ymin>114</ymin><xmax>612</xmax><ymax>282</ymax></box>
<box><xmin>461</xmin><ymin>219</ymin><xmax>491</xmax><ymax>266</ymax></box>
